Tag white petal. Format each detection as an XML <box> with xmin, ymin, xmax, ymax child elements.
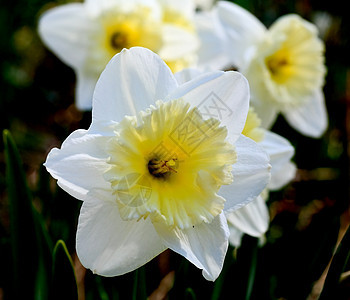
<box><xmin>85</xmin><ymin>0</ymin><xmax>122</xmax><ymax>14</ymax></box>
<box><xmin>250</xmin><ymin>99</ymin><xmax>279</xmax><ymax>130</ymax></box>
<box><xmin>76</xmin><ymin>194</ymin><xmax>166</xmax><ymax>276</ymax></box>
<box><xmin>259</xmin><ymin>131</ymin><xmax>294</xmax><ymax>165</ymax></box>
<box><xmin>225</xmin><ymin>196</ymin><xmax>269</xmax><ymax>238</ymax></box>
<box><xmin>92</xmin><ymin>47</ymin><xmax>178</xmax><ymax>123</ymax></box>
<box><xmin>38</xmin><ymin>4</ymin><xmax>95</xmax><ymax>70</ymax></box>
<box><xmin>227</xmin><ymin>224</ymin><xmax>244</xmax><ymax>247</ymax></box>
<box><xmin>269</xmin><ymin>161</ymin><xmax>296</xmax><ymax>190</ymax></box>
<box><xmin>75</xmin><ymin>70</ymin><xmax>98</xmax><ymax>111</ymax></box>
<box><xmin>44</xmin><ymin>126</ymin><xmax>112</xmax><ymax>200</ymax></box>
<box><xmin>166</xmin><ymin>71</ymin><xmax>250</xmax><ymax>144</ymax></box>
<box><xmin>85</xmin><ymin>0</ymin><xmax>161</xmax><ymax>18</ymax></box>
<box><xmin>153</xmin><ymin>213</ymin><xmax>229</xmax><ymax>281</ymax></box>
<box><xmin>174</xmin><ymin>68</ymin><xmax>205</xmax><ymax>85</ymax></box>
<box><xmin>217</xmin><ymin>1</ymin><xmax>266</xmax><ymax>40</ymax></box>
<box><xmin>216</xmin><ymin>1</ymin><xmax>266</xmax><ymax>68</ymax></box>
<box><xmin>195</xmin><ymin>10</ymin><xmax>232</xmax><ymax>70</ymax></box>
<box><xmin>283</xmin><ymin>89</ymin><xmax>328</xmax><ymax>138</ymax></box>
<box><xmin>159</xmin><ymin>25</ymin><xmax>199</xmax><ymax>61</ymax></box>
<box><xmin>259</xmin><ymin>131</ymin><xmax>296</xmax><ymax>189</ymax></box>
<box><xmin>220</xmin><ymin>135</ymin><xmax>271</xmax><ymax>212</ymax></box>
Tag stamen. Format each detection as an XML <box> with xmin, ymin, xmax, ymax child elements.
<box><xmin>148</xmin><ymin>158</ymin><xmax>178</xmax><ymax>178</ymax></box>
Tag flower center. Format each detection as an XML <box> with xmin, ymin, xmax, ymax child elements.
<box><xmin>104</xmin><ymin>99</ymin><xmax>236</xmax><ymax>229</ymax></box>
<box><xmin>265</xmin><ymin>48</ymin><xmax>294</xmax><ymax>84</ymax></box>
<box><xmin>96</xmin><ymin>6</ymin><xmax>163</xmax><ymax>65</ymax></box>
<box><xmin>148</xmin><ymin>158</ymin><xmax>178</xmax><ymax>178</ymax></box>
<box><xmin>110</xmin><ymin>31</ymin><xmax>130</xmax><ymax>50</ymax></box>
<box><xmin>267</xmin><ymin>57</ymin><xmax>288</xmax><ymax>74</ymax></box>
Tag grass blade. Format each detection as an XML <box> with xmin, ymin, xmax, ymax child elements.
<box><xmin>319</xmin><ymin>225</ymin><xmax>350</xmax><ymax>299</ymax></box>
<box><xmin>132</xmin><ymin>266</ymin><xmax>147</xmax><ymax>300</ymax></box>
<box><xmin>51</xmin><ymin>240</ymin><xmax>78</xmax><ymax>300</ymax></box>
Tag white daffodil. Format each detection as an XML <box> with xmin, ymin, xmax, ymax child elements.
<box><xmin>196</xmin><ymin>1</ymin><xmax>328</xmax><ymax>138</ymax></box>
<box><xmin>176</xmin><ymin>67</ymin><xmax>296</xmax><ymax>248</ymax></box>
<box><xmin>38</xmin><ymin>0</ymin><xmax>199</xmax><ymax>111</ymax></box>
<box><xmin>44</xmin><ymin>47</ymin><xmax>271</xmax><ymax>281</ymax></box>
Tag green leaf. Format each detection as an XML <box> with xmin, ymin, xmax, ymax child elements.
<box><xmin>245</xmin><ymin>240</ymin><xmax>258</xmax><ymax>300</ymax></box>
<box><xmin>132</xmin><ymin>266</ymin><xmax>147</xmax><ymax>300</ymax></box>
<box><xmin>95</xmin><ymin>276</ymin><xmax>110</xmax><ymax>300</ymax></box>
<box><xmin>235</xmin><ymin>236</ymin><xmax>259</xmax><ymax>300</ymax></box>
<box><xmin>51</xmin><ymin>240</ymin><xmax>78</xmax><ymax>300</ymax></box>
<box><xmin>3</xmin><ymin>129</ymin><xmax>52</xmax><ymax>299</ymax></box>
<box><xmin>319</xmin><ymin>225</ymin><xmax>350</xmax><ymax>299</ymax></box>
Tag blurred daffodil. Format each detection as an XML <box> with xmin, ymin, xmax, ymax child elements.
<box><xmin>196</xmin><ymin>1</ymin><xmax>327</xmax><ymax>137</ymax></box>
<box><xmin>176</xmin><ymin>68</ymin><xmax>295</xmax><ymax>247</ymax></box>
<box><xmin>44</xmin><ymin>47</ymin><xmax>271</xmax><ymax>281</ymax></box>
<box><xmin>38</xmin><ymin>0</ymin><xmax>199</xmax><ymax>110</ymax></box>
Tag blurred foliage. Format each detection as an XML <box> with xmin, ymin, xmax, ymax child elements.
<box><xmin>0</xmin><ymin>0</ymin><xmax>350</xmax><ymax>299</ymax></box>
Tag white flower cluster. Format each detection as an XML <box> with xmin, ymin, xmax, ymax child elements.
<box><xmin>40</xmin><ymin>0</ymin><xmax>327</xmax><ymax>281</ymax></box>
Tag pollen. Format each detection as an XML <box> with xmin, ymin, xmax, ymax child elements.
<box><xmin>104</xmin><ymin>99</ymin><xmax>237</xmax><ymax>229</ymax></box>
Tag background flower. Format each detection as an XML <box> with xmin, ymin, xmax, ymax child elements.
<box><xmin>196</xmin><ymin>1</ymin><xmax>328</xmax><ymax>138</ymax></box>
<box><xmin>38</xmin><ymin>0</ymin><xmax>199</xmax><ymax>110</ymax></box>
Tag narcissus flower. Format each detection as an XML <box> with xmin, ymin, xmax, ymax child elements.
<box><xmin>38</xmin><ymin>0</ymin><xmax>199</xmax><ymax>110</ymax></box>
<box><xmin>176</xmin><ymin>68</ymin><xmax>296</xmax><ymax>247</ymax></box>
<box><xmin>196</xmin><ymin>1</ymin><xmax>327</xmax><ymax>137</ymax></box>
<box><xmin>44</xmin><ymin>47</ymin><xmax>271</xmax><ymax>281</ymax></box>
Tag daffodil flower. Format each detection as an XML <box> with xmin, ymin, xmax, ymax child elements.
<box><xmin>44</xmin><ymin>47</ymin><xmax>271</xmax><ymax>281</ymax></box>
<box><xmin>176</xmin><ymin>67</ymin><xmax>296</xmax><ymax>247</ymax></box>
<box><xmin>196</xmin><ymin>1</ymin><xmax>328</xmax><ymax>137</ymax></box>
<box><xmin>38</xmin><ymin>0</ymin><xmax>199</xmax><ymax>110</ymax></box>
